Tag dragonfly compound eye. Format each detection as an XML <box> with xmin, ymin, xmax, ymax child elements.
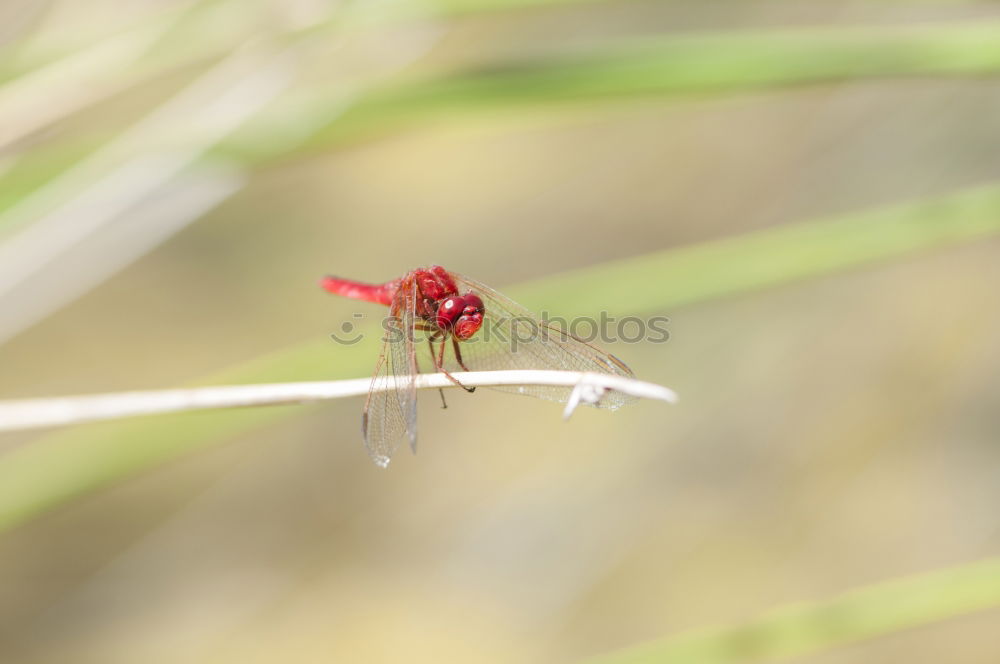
<box><xmin>435</xmin><ymin>296</ymin><xmax>464</xmax><ymax>330</ymax></box>
<box><xmin>453</xmin><ymin>294</ymin><xmax>485</xmax><ymax>340</ymax></box>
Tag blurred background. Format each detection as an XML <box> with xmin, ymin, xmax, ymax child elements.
<box><xmin>1</xmin><ymin>0</ymin><xmax>999</xmax><ymax>662</ymax></box>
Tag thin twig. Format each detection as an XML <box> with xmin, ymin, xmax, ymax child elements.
<box><xmin>0</xmin><ymin>371</ymin><xmax>677</xmax><ymax>433</ymax></box>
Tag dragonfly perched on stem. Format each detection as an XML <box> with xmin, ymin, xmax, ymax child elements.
<box><xmin>321</xmin><ymin>266</ymin><xmax>635</xmax><ymax>467</ymax></box>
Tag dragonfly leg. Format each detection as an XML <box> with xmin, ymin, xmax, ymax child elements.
<box><xmin>451</xmin><ymin>336</ymin><xmax>472</xmax><ymax>372</ymax></box>
<box><xmin>436</xmin><ymin>336</ymin><xmax>475</xmax><ymax>393</ymax></box>
<box><xmin>413</xmin><ymin>321</ymin><xmax>473</xmax><ymax>392</ymax></box>
<box><xmin>424</xmin><ymin>336</ymin><xmax>449</xmax><ymax>408</ymax></box>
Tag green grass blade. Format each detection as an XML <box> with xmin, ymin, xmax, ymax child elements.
<box><xmin>2</xmin><ymin>182</ymin><xmax>1000</xmax><ymax>534</ymax></box>
<box><xmin>285</xmin><ymin>21</ymin><xmax>1000</xmax><ymax>151</ymax></box>
<box><xmin>519</xmin><ymin>182</ymin><xmax>1000</xmax><ymax>319</ymax></box>
<box><xmin>584</xmin><ymin>556</ymin><xmax>1000</xmax><ymax>664</ymax></box>
<box><xmin>9</xmin><ymin>20</ymin><xmax>1000</xmax><ymax>177</ymax></box>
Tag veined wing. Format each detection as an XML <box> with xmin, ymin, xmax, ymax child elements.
<box><xmin>362</xmin><ymin>280</ymin><xmax>419</xmax><ymax>466</ymax></box>
<box><xmin>447</xmin><ymin>272</ymin><xmax>636</xmax><ymax>410</ymax></box>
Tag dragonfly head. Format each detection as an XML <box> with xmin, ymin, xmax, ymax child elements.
<box><xmin>436</xmin><ymin>293</ymin><xmax>485</xmax><ymax>341</ymax></box>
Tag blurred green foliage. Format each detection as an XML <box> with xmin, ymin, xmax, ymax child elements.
<box><xmin>3</xmin><ymin>182</ymin><xmax>1000</xmax><ymax>535</ymax></box>
<box><xmin>1</xmin><ymin>0</ymin><xmax>999</xmax><ymax>662</ymax></box>
<box><xmin>589</xmin><ymin>557</ymin><xmax>1000</xmax><ymax>663</ymax></box>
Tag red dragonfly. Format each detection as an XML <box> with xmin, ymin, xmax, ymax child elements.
<box><xmin>321</xmin><ymin>266</ymin><xmax>634</xmax><ymax>466</ymax></box>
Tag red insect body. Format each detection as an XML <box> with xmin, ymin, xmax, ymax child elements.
<box><xmin>322</xmin><ymin>266</ymin><xmax>484</xmax><ymax>339</ymax></box>
<box><xmin>321</xmin><ymin>265</ymin><xmax>634</xmax><ymax>466</ymax></box>
<box><xmin>319</xmin><ymin>275</ymin><xmax>397</xmax><ymax>306</ymax></box>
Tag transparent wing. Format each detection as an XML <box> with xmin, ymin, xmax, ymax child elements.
<box><xmin>446</xmin><ymin>272</ymin><xmax>637</xmax><ymax>410</ymax></box>
<box><xmin>362</xmin><ymin>281</ymin><xmax>418</xmax><ymax>467</ymax></box>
